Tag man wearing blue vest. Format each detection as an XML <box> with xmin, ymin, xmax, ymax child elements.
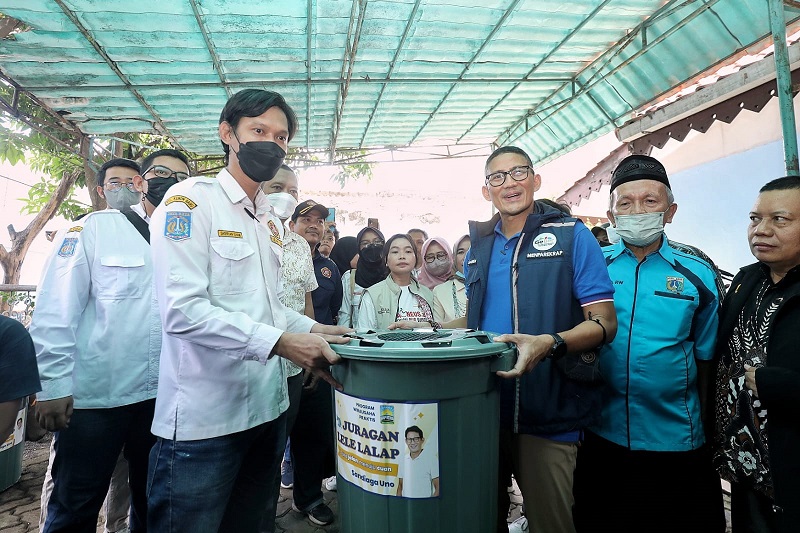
<box><xmin>572</xmin><ymin>154</ymin><xmax>726</xmax><ymax>532</ymax></box>
<box><xmin>464</xmin><ymin>146</ymin><xmax>618</xmax><ymax>533</ymax></box>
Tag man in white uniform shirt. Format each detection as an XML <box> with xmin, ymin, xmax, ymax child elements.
<box><xmin>30</xmin><ymin>155</ymin><xmax>176</xmax><ymax>532</ymax></box>
<box><xmin>147</xmin><ymin>89</ymin><xmax>350</xmax><ymax>533</ymax></box>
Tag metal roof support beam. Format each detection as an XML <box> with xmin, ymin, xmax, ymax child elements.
<box><xmin>498</xmin><ymin>0</ymin><xmax>720</xmax><ymax>149</ymax></box>
<box><xmin>21</xmin><ymin>77</ymin><xmax>574</xmax><ymax>92</ymax></box>
<box><xmin>457</xmin><ymin>0</ymin><xmax>611</xmax><ymax>143</ymax></box>
<box><xmin>329</xmin><ymin>0</ymin><xmax>368</xmax><ymax>162</ymax></box>
<box><xmin>306</xmin><ymin>0</ymin><xmax>315</xmax><ymax>147</ymax></box>
<box><xmin>189</xmin><ymin>0</ymin><xmax>231</xmax><ymax>99</ymax></box>
<box><xmin>496</xmin><ymin>0</ymin><xmax>690</xmax><ymax>145</ymax></box>
<box><xmin>411</xmin><ymin>0</ymin><xmax>524</xmax><ymax>145</ymax></box>
<box><xmin>52</xmin><ymin>0</ymin><xmax>185</xmax><ymax>151</ymax></box>
<box><xmin>0</xmin><ymin>72</ymin><xmax>84</xmax><ymax>137</ymax></box>
<box><xmin>358</xmin><ymin>0</ymin><xmax>422</xmax><ymax>148</ymax></box>
<box><xmin>769</xmin><ymin>0</ymin><xmax>799</xmax><ymax>175</ymax></box>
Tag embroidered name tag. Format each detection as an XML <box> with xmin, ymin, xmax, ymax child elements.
<box><xmin>67</xmin><ymin>226</ymin><xmax>83</xmax><ymax>233</ymax></box>
<box><xmin>165</xmin><ymin>195</ymin><xmax>197</xmax><ymax>210</ymax></box>
<box><xmin>164</xmin><ymin>212</ymin><xmax>192</xmax><ymax>241</ymax></box>
<box><xmin>217</xmin><ymin>230</ymin><xmax>243</xmax><ymax>239</ymax></box>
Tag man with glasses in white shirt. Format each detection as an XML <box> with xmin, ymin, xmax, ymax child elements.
<box><xmin>30</xmin><ymin>154</ymin><xmax>186</xmax><ymax>532</ymax></box>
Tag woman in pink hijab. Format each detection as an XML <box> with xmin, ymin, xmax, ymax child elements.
<box><xmin>417</xmin><ymin>237</ymin><xmax>453</xmax><ymax>290</ymax></box>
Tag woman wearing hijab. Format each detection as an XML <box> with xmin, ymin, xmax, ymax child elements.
<box><xmin>417</xmin><ymin>237</ymin><xmax>453</xmax><ymax>291</ymax></box>
<box><xmin>337</xmin><ymin>227</ymin><xmax>388</xmax><ymax>328</ymax></box>
<box><xmin>329</xmin><ymin>236</ymin><xmax>358</xmax><ymax>276</ymax></box>
<box><xmin>432</xmin><ymin>234</ymin><xmax>470</xmax><ymax>323</ymax></box>
<box><xmin>356</xmin><ymin>233</ymin><xmax>436</xmax><ymax>331</ymax></box>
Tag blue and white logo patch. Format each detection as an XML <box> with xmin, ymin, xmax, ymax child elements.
<box><xmin>58</xmin><ymin>237</ymin><xmax>78</xmax><ymax>258</ymax></box>
<box><xmin>533</xmin><ymin>232</ymin><xmax>557</xmax><ymax>251</ymax></box>
<box><xmin>164</xmin><ymin>211</ymin><xmax>192</xmax><ymax>241</ymax></box>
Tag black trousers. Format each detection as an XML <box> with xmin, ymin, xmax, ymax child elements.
<box><xmin>45</xmin><ymin>400</ymin><xmax>155</xmax><ymax>533</ymax></box>
<box><xmin>573</xmin><ymin>430</ymin><xmax>726</xmax><ymax>533</ymax></box>
<box><xmin>290</xmin><ymin>379</ymin><xmax>335</xmax><ymax>511</ymax></box>
<box><xmin>730</xmin><ymin>482</ymin><xmax>778</xmax><ymax>533</ymax></box>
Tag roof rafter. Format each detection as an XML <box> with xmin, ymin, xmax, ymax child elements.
<box><xmin>189</xmin><ymin>0</ymin><xmax>232</xmax><ymax>98</ymax></box>
<box><xmin>306</xmin><ymin>0</ymin><xmax>316</xmax><ymax>147</ymax></box>
<box><xmin>408</xmin><ymin>0</ymin><xmax>524</xmax><ymax>145</ymax></box>
<box><xmin>457</xmin><ymin>0</ymin><xmax>612</xmax><ymax>143</ymax></box>
<box><xmin>497</xmin><ymin>0</ymin><xmax>717</xmax><ymax>150</ymax></box>
<box><xmin>21</xmin><ymin>76</ymin><xmax>573</xmax><ymax>92</ymax></box>
<box><xmin>329</xmin><ymin>0</ymin><xmax>368</xmax><ymax>161</ymax></box>
<box><xmin>358</xmin><ymin>0</ymin><xmax>422</xmax><ymax>148</ymax></box>
<box><xmin>52</xmin><ymin>0</ymin><xmax>185</xmax><ymax>151</ymax></box>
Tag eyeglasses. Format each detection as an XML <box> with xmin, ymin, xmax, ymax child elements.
<box><xmin>405</xmin><ymin>437</ymin><xmax>421</xmax><ymax>443</ymax></box>
<box><xmin>104</xmin><ymin>182</ymin><xmax>137</xmax><ymax>192</ymax></box>
<box><xmin>359</xmin><ymin>239</ymin><xmax>384</xmax><ymax>248</ymax></box>
<box><xmin>143</xmin><ymin>165</ymin><xmax>190</xmax><ymax>182</ymax></box>
<box><xmin>424</xmin><ymin>252</ymin><xmax>448</xmax><ymax>263</ymax></box>
<box><xmin>485</xmin><ymin>165</ymin><xmax>531</xmax><ymax>187</ymax></box>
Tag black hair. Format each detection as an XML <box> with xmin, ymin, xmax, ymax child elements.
<box><xmin>405</xmin><ymin>426</ymin><xmax>424</xmax><ymax>439</ymax></box>
<box><xmin>280</xmin><ymin>163</ymin><xmax>294</xmax><ymax>173</ymax></box>
<box><xmin>760</xmin><ymin>175</ymin><xmax>800</xmax><ymax>193</ymax></box>
<box><xmin>485</xmin><ymin>146</ymin><xmax>534</xmax><ymax>174</ymax></box>
<box><xmin>219</xmin><ymin>89</ymin><xmax>299</xmax><ymax>160</ymax></box>
<box><xmin>407</xmin><ymin>228</ymin><xmax>428</xmax><ymax>240</ymax></box>
<box><xmin>96</xmin><ymin>158</ymin><xmax>139</xmax><ymax>187</ymax></box>
<box><xmin>384</xmin><ymin>233</ymin><xmax>419</xmax><ymax>267</ymax></box>
<box><xmin>140</xmin><ymin>149</ymin><xmax>190</xmax><ymax>177</ymax></box>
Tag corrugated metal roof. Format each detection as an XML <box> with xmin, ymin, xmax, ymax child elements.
<box><xmin>0</xmin><ymin>0</ymin><xmax>796</xmax><ymax>163</ymax></box>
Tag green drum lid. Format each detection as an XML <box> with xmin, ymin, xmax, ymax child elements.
<box><xmin>330</xmin><ymin>329</ymin><xmax>515</xmax><ymax>361</ymax></box>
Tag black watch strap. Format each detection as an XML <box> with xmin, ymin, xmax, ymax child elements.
<box><xmin>548</xmin><ymin>333</ymin><xmax>568</xmax><ymax>360</ymax></box>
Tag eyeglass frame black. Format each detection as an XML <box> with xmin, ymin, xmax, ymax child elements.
<box><xmin>424</xmin><ymin>252</ymin><xmax>448</xmax><ymax>263</ymax></box>
<box><xmin>143</xmin><ymin>165</ymin><xmax>190</xmax><ymax>182</ymax></box>
<box><xmin>485</xmin><ymin>165</ymin><xmax>532</xmax><ymax>187</ymax></box>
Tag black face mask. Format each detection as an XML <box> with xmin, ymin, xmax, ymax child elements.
<box><xmin>145</xmin><ymin>177</ymin><xmax>178</xmax><ymax>207</ymax></box>
<box><xmin>359</xmin><ymin>243</ymin><xmax>383</xmax><ymax>264</ymax></box>
<box><xmin>232</xmin><ymin>132</ymin><xmax>286</xmax><ymax>183</ymax></box>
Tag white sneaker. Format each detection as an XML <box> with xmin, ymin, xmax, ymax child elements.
<box><xmin>323</xmin><ymin>475</ymin><xmax>337</xmax><ymax>491</ymax></box>
<box><xmin>508</xmin><ymin>515</ymin><xmax>528</xmax><ymax>533</ymax></box>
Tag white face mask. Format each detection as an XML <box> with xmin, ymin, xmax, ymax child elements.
<box><xmin>105</xmin><ymin>187</ymin><xmax>141</xmax><ymax>211</ymax></box>
<box><xmin>613</xmin><ymin>211</ymin><xmax>665</xmax><ymax>247</ymax></box>
<box><xmin>267</xmin><ymin>192</ymin><xmax>298</xmax><ymax>220</ymax></box>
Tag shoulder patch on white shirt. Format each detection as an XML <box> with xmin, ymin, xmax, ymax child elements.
<box><xmin>267</xmin><ymin>220</ymin><xmax>283</xmax><ymax>246</ymax></box>
<box><xmin>164</xmin><ymin>212</ymin><xmax>192</xmax><ymax>241</ymax></box>
<box><xmin>58</xmin><ymin>237</ymin><xmax>78</xmax><ymax>257</ymax></box>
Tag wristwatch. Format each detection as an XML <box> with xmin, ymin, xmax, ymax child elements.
<box><xmin>548</xmin><ymin>333</ymin><xmax>567</xmax><ymax>360</ymax></box>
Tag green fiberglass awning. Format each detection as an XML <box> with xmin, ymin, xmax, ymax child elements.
<box><xmin>0</xmin><ymin>0</ymin><xmax>797</xmax><ymax>164</ymax></box>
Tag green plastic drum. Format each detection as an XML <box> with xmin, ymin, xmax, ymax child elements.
<box><xmin>0</xmin><ymin>405</ymin><xmax>27</xmax><ymax>492</ymax></box>
<box><xmin>330</xmin><ymin>329</ymin><xmax>515</xmax><ymax>533</ymax></box>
